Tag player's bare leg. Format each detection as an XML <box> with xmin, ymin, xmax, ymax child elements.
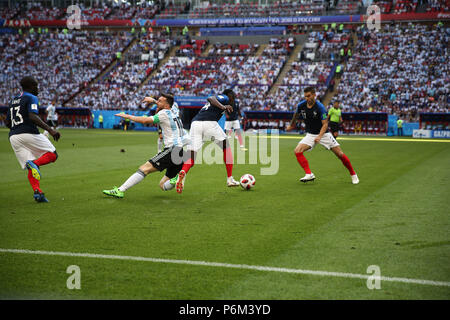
<box><xmin>103</xmin><ymin>161</ymin><xmax>158</xmax><ymax>198</ymax></box>
<box><xmin>294</xmin><ymin>143</ymin><xmax>315</xmax><ymax>182</ymax></box>
<box><xmin>235</xmin><ymin>128</ymin><xmax>247</xmax><ymax>151</ymax></box>
<box><xmin>160</xmin><ymin>175</ymin><xmax>178</xmax><ymax>191</ymax></box>
<box><xmin>220</xmin><ymin>139</ymin><xmax>239</xmax><ymax>187</ymax></box>
<box><xmin>331</xmin><ymin>146</ymin><xmax>359</xmax><ymax>184</ymax></box>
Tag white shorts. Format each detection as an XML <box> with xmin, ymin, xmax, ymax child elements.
<box><xmin>188</xmin><ymin>121</ymin><xmax>227</xmax><ymax>152</ymax></box>
<box><xmin>9</xmin><ymin>133</ymin><xmax>56</xmax><ymax>169</ymax></box>
<box><xmin>298</xmin><ymin>132</ymin><xmax>340</xmax><ymax>150</ymax></box>
<box><xmin>225</xmin><ymin>120</ymin><xmax>241</xmax><ymax>131</ymax></box>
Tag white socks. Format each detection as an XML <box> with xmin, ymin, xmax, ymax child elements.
<box><xmin>119</xmin><ymin>170</ymin><xmax>146</xmax><ymax>192</ymax></box>
<box><xmin>163</xmin><ymin>179</ymin><xmax>175</xmax><ymax>191</ymax></box>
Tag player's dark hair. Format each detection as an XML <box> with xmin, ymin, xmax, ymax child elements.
<box><xmin>161</xmin><ymin>92</ymin><xmax>174</xmax><ymax>107</ymax></box>
<box><xmin>222</xmin><ymin>89</ymin><xmax>235</xmax><ymax>98</ymax></box>
<box><xmin>20</xmin><ymin>76</ymin><xmax>38</xmax><ymax>92</ymax></box>
<box><xmin>304</xmin><ymin>87</ymin><xmax>316</xmax><ymax>94</ymax></box>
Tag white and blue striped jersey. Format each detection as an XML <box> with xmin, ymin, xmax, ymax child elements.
<box><xmin>151</xmin><ymin>108</ymin><xmax>189</xmax><ymax>148</ymax></box>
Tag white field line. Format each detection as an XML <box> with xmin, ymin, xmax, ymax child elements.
<box><xmin>1</xmin><ymin>248</ymin><xmax>449</xmax><ymax>288</ymax></box>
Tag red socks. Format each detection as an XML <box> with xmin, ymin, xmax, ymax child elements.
<box><xmin>34</xmin><ymin>152</ymin><xmax>57</xmax><ymax>167</ymax></box>
<box><xmin>181</xmin><ymin>157</ymin><xmax>194</xmax><ymax>174</ymax></box>
<box><xmin>224</xmin><ymin>147</ymin><xmax>233</xmax><ymax>178</ymax></box>
<box><xmin>27</xmin><ymin>170</ymin><xmax>41</xmax><ymax>192</ymax></box>
<box><xmin>295</xmin><ymin>152</ymin><xmax>311</xmax><ymax>174</ymax></box>
<box><xmin>181</xmin><ymin>149</ymin><xmax>233</xmax><ymax>178</ymax></box>
<box><xmin>339</xmin><ymin>154</ymin><xmax>356</xmax><ymax>175</ymax></box>
<box><xmin>27</xmin><ymin>152</ymin><xmax>57</xmax><ymax>193</ymax></box>
<box><xmin>236</xmin><ymin>133</ymin><xmax>244</xmax><ymax>147</ymax></box>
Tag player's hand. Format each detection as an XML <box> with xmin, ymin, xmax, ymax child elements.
<box><xmin>314</xmin><ymin>136</ymin><xmax>321</xmax><ymax>144</ymax></box>
<box><xmin>115</xmin><ymin>113</ymin><xmax>128</xmax><ymax>119</ymax></box>
<box><xmin>224</xmin><ymin>105</ymin><xmax>233</xmax><ymax>113</ymax></box>
<box><xmin>142</xmin><ymin>97</ymin><xmax>157</xmax><ymax>104</ymax></box>
<box><xmin>50</xmin><ymin>130</ymin><xmax>60</xmax><ymax>142</ymax></box>
<box><xmin>286</xmin><ymin>125</ymin><xmax>295</xmax><ymax>132</ymax></box>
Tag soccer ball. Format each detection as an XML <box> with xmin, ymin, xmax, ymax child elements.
<box><xmin>240</xmin><ymin>174</ymin><xmax>256</xmax><ymax>190</ymax></box>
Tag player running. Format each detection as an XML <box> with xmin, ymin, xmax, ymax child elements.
<box><xmin>176</xmin><ymin>89</ymin><xmax>240</xmax><ymax>194</ymax></box>
<box><xmin>225</xmin><ymin>98</ymin><xmax>247</xmax><ymax>151</ymax></box>
<box><xmin>286</xmin><ymin>87</ymin><xmax>359</xmax><ymax>184</ymax></box>
<box><xmin>43</xmin><ymin>99</ymin><xmax>58</xmax><ymax>138</ymax></box>
<box><xmin>5</xmin><ymin>77</ymin><xmax>61</xmax><ymax>202</ymax></box>
<box><xmin>102</xmin><ymin>93</ymin><xmax>189</xmax><ymax>198</ymax></box>
<box><xmin>327</xmin><ymin>101</ymin><xmax>343</xmax><ymax>138</ymax></box>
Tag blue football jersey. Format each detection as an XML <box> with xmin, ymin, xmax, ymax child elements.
<box><xmin>7</xmin><ymin>92</ymin><xmax>40</xmax><ymax>137</ymax></box>
<box><xmin>296</xmin><ymin>99</ymin><xmax>327</xmax><ymax>134</ymax></box>
<box><xmin>226</xmin><ymin>99</ymin><xmax>240</xmax><ymax>121</ymax></box>
<box><xmin>193</xmin><ymin>94</ymin><xmax>230</xmax><ymax>122</ymax></box>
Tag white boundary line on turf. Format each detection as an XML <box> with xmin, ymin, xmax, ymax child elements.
<box><xmin>1</xmin><ymin>248</ymin><xmax>449</xmax><ymax>288</ymax></box>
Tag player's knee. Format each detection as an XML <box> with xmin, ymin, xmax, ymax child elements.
<box><xmin>139</xmin><ymin>163</ymin><xmax>152</xmax><ymax>175</ymax></box>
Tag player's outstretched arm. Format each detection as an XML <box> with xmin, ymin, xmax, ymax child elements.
<box><xmin>29</xmin><ymin>112</ymin><xmax>60</xmax><ymax>141</ymax></box>
<box><xmin>5</xmin><ymin>114</ymin><xmax>11</xmax><ymax>129</ymax></box>
<box><xmin>207</xmin><ymin>96</ymin><xmax>233</xmax><ymax>113</ymax></box>
<box><xmin>286</xmin><ymin>112</ymin><xmax>299</xmax><ymax>131</ymax></box>
<box><xmin>115</xmin><ymin>113</ymin><xmax>154</xmax><ymax>124</ymax></box>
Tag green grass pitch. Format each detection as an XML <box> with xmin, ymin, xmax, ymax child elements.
<box><xmin>0</xmin><ymin>128</ymin><xmax>449</xmax><ymax>299</ymax></box>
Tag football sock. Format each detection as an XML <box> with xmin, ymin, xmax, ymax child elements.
<box><xmin>295</xmin><ymin>152</ymin><xmax>312</xmax><ymax>174</ymax></box>
<box><xmin>163</xmin><ymin>179</ymin><xmax>175</xmax><ymax>191</ymax></box>
<box><xmin>339</xmin><ymin>154</ymin><xmax>356</xmax><ymax>176</ymax></box>
<box><xmin>119</xmin><ymin>169</ymin><xmax>146</xmax><ymax>192</ymax></box>
<box><xmin>34</xmin><ymin>152</ymin><xmax>57</xmax><ymax>167</ymax></box>
<box><xmin>181</xmin><ymin>157</ymin><xmax>194</xmax><ymax>174</ymax></box>
<box><xmin>223</xmin><ymin>147</ymin><xmax>233</xmax><ymax>178</ymax></box>
<box><xmin>28</xmin><ymin>169</ymin><xmax>41</xmax><ymax>193</ymax></box>
<box><xmin>236</xmin><ymin>129</ymin><xmax>244</xmax><ymax>147</ymax></box>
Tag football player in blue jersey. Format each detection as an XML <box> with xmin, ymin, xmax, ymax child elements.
<box><xmin>225</xmin><ymin>98</ymin><xmax>247</xmax><ymax>151</ymax></box>
<box><xmin>176</xmin><ymin>89</ymin><xmax>240</xmax><ymax>193</ymax></box>
<box><xmin>5</xmin><ymin>77</ymin><xmax>61</xmax><ymax>202</ymax></box>
<box><xmin>286</xmin><ymin>87</ymin><xmax>359</xmax><ymax>184</ymax></box>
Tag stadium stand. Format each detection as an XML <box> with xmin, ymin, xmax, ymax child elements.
<box><xmin>0</xmin><ymin>30</ymin><xmax>131</xmax><ymax>107</ymax></box>
<box><xmin>73</xmin><ymin>33</ymin><xmax>173</xmax><ymax>110</ymax></box>
<box><xmin>331</xmin><ymin>23</ymin><xmax>449</xmax><ymax>121</ymax></box>
<box><xmin>188</xmin><ymin>0</ymin><xmax>326</xmax><ymax>18</ymax></box>
<box><xmin>0</xmin><ymin>1</ymin><xmax>448</xmax><ymax>127</ymax></box>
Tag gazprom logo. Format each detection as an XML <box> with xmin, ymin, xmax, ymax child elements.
<box><xmin>433</xmin><ymin>130</ymin><xmax>450</xmax><ymax>138</ymax></box>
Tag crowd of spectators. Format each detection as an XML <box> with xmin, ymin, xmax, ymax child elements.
<box><xmin>176</xmin><ymin>39</ymin><xmax>208</xmax><ymax>56</ymax></box>
<box><xmin>73</xmin><ymin>34</ymin><xmax>173</xmax><ymax>110</ymax></box>
<box><xmin>133</xmin><ymin>37</ymin><xmax>292</xmax><ymax>111</ymax></box>
<box><xmin>189</xmin><ymin>1</ymin><xmax>326</xmax><ymax>18</ymax></box>
<box><xmin>0</xmin><ymin>7</ymin><xmax>19</xmax><ymax>19</ymax></box>
<box><xmin>332</xmin><ymin>23</ymin><xmax>449</xmax><ymax>121</ymax></box>
<box><xmin>0</xmin><ymin>30</ymin><xmax>131</xmax><ymax>107</ymax></box>
<box><xmin>1</xmin><ymin>23</ymin><xmax>448</xmax><ymax>121</ymax></box>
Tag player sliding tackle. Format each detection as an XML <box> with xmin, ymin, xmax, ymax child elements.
<box><xmin>176</xmin><ymin>89</ymin><xmax>240</xmax><ymax>194</ymax></box>
<box><xmin>286</xmin><ymin>86</ymin><xmax>359</xmax><ymax>184</ymax></box>
<box><xmin>102</xmin><ymin>93</ymin><xmax>190</xmax><ymax>198</ymax></box>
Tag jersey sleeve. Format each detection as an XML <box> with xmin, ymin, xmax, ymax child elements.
<box><xmin>152</xmin><ymin>109</ymin><xmax>168</xmax><ymax>125</ymax></box>
<box><xmin>216</xmin><ymin>94</ymin><xmax>230</xmax><ymax>105</ymax></box>
<box><xmin>28</xmin><ymin>95</ymin><xmax>39</xmax><ymax>114</ymax></box>
<box><xmin>6</xmin><ymin>103</ymin><xmax>11</xmax><ymax>121</ymax></box>
<box><xmin>317</xmin><ymin>102</ymin><xmax>328</xmax><ymax>120</ymax></box>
